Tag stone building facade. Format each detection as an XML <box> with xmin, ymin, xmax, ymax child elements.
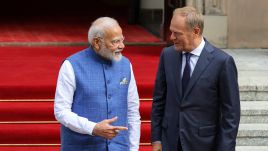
<box><xmin>187</xmin><ymin>0</ymin><xmax>268</xmax><ymax>48</ymax></box>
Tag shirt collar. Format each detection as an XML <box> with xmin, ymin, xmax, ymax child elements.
<box><xmin>183</xmin><ymin>37</ymin><xmax>205</xmax><ymax>56</ymax></box>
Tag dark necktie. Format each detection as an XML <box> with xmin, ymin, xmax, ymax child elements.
<box><xmin>182</xmin><ymin>53</ymin><xmax>192</xmax><ymax>95</ymax></box>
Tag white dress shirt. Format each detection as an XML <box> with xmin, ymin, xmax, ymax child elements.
<box><xmin>181</xmin><ymin>38</ymin><xmax>205</xmax><ymax>77</ymax></box>
<box><xmin>54</xmin><ymin>60</ymin><xmax>141</xmax><ymax>151</ymax></box>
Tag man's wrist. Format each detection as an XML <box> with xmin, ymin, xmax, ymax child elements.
<box><xmin>89</xmin><ymin>122</ymin><xmax>97</xmax><ymax>135</ymax></box>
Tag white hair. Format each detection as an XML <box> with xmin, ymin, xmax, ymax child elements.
<box><xmin>88</xmin><ymin>17</ymin><xmax>119</xmax><ymax>44</ymax></box>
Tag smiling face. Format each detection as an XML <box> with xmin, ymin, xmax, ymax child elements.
<box><xmin>93</xmin><ymin>24</ymin><xmax>125</xmax><ymax>62</ymax></box>
<box><xmin>169</xmin><ymin>12</ymin><xmax>204</xmax><ymax>53</ymax></box>
<box><xmin>169</xmin><ymin>14</ymin><xmax>196</xmax><ymax>52</ymax></box>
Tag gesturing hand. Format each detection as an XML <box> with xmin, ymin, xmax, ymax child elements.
<box><xmin>92</xmin><ymin>116</ymin><xmax>128</xmax><ymax>140</ymax></box>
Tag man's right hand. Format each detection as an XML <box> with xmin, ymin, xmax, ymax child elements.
<box><xmin>152</xmin><ymin>142</ymin><xmax>162</xmax><ymax>151</ymax></box>
<box><xmin>92</xmin><ymin>116</ymin><xmax>128</xmax><ymax>140</ymax></box>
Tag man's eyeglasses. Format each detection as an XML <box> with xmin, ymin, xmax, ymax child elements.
<box><xmin>111</xmin><ymin>37</ymin><xmax>125</xmax><ymax>46</ymax></box>
<box><xmin>96</xmin><ymin>36</ymin><xmax>125</xmax><ymax>47</ymax></box>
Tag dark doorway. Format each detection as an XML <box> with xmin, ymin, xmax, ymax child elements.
<box><xmin>164</xmin><ymin>0</ymin><xmax>186</xmax><ymax>43</ymax></box>
<box><xmin>0</xmin><ymin>0</ymin><xmax>130</xmax><ymax>20</ymax></box>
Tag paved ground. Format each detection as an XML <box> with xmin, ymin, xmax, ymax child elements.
<box><xmin>225</xmin><ymin>49</ymin><xmax>268</xmax><ymax>90</ymax></box>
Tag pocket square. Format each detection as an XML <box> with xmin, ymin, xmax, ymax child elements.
<box><xmin>120</xmin><ymin>77</ymin><xmax>128</xmax><ymax>85</ymax></box>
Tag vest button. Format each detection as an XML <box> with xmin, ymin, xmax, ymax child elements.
<box><xmin>108</xmin><ymin>95</ymin><xmax>111</xmax><ymax>99</ymax></box>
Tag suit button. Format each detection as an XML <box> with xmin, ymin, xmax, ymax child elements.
<box><xmin>108</xmin><ymin>95</ymin><xmax>111</xmax><ymax>99</ymax></box>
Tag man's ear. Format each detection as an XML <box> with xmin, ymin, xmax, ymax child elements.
<box><xmin>193</xmin><ymin>27</ymin><xmax>201</xmax><ymax>36</ymax></box>
<box><xmin>92</xmin><ymin>38</ymin><xmax>101</xmax><ymax>51</ymax></box>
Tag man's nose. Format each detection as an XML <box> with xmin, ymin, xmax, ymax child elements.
<box><xmin>118</xmin><ymin>42</ymin><xmax>125</xmax><ymax>49</ymax></box>
<box><xmin>170</xmin><ymin>32</ymin><xmax>176</xmax><ymax>41</ymax></box>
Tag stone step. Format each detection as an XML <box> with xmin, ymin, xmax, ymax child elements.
<box><xmin>241</xmin><ymin>101</ymin><xmax>268</xmax><ymax>123</ymax></box>
<box><xmin>226</xmin><ymin>49</ymin><xmax>268</xmax><ymax>101</ymax></box>
<box><xmin>240</xmin><ymin>88</ymin><xmax>268</xmax><ymax>101</ymax></box>
<box><xmin>239</xmin><ymin>83</ymin><xmax>268</xmax><ymax>101</ymax></box>
<box><xmin>237</xmin><ymin>124</ymin><xmax>268</xmax><ymax>146</ymax></box>
<box><xmin>236</xmin><ymin>146</ymin><xmax>268</xmax><ymax>151</ymax></box>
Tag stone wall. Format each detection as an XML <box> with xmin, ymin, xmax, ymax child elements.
<box><xmin>186</xmin><ymin>0</ymin><xmax>226</xmax><ymax>15</ymax></box>
<box><xmin>186</xmin><ymin>0</ymin><xmax>228</xmax><ymax>48</ymax></box>
<box><xmin>228</xmin><ymin>0</ymin><xmax>268</xmax><ymax>48</ymax></box>
<box><xmin>187</xmin><ymin>0</ymin><xmax>268</xmax><ymax>48</ymax></box>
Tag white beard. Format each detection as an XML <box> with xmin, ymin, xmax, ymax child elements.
<box><xmin>98</xmin><ymin>44</ymin><xmax>122</xmax><ymax>62</ymax></box>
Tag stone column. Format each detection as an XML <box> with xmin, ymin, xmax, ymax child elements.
<box><xmin>186</xmin><ymin>0</ymin><xmax>226</xmax><ymax>15</ymax></box>
<box><xmin>204</xmin><ymin>0</ymin><xmax>227</xmax><ymax>15</ymax></box>
<box><xmin>186</xmin><ymin>0</ymin><xmax>228</xmax><ymax>48</ymax></box>
<box><xmin>186</xmin><ymin>0</ymin><xmax>204</xmax><ymax>14</ymax></box>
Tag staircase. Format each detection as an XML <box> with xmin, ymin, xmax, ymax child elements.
<box><xmin>0</xmin><ymin>45</ymin><xmax>162</xmax><ymax>151</ymax></box>
<box><xmin>228</xmin><ymin>49</ymin><xmax>268</xmax><ymax>151</ymax></box>
<box><xmin>1</xmin><ymin>47</ymin><xmax>268</xmax><ymax>151</ymax></box>
<box><xmin>0</xmin><ymin>11</ymin><xmax>160</xmax><ymax>151</ymax></box>
<box><xmin>237</xmin><ymin>95</ymin><xmax>268</xmax><ymax>151</ymax></box>
<box><xmin>0</xmin><ymin>99</ymin><xmax>153</xmax><ymax>151</ymax></box>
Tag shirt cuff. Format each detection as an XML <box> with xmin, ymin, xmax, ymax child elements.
<box><xmin>86</xmin><ymin>121</ymin><xmax>97</xmax><ymax>135</ymax></box>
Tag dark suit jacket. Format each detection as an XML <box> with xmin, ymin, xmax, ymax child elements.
<box><xmin>151</xmin><ymin>41</ymin><xmax>240</xmax><ymax>151</ymax></box>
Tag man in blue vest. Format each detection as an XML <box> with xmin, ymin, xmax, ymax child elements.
<box><xmin>54</xmin><ymin>17</ymin><xmax>141</xmax><ymax>151</ymax></box>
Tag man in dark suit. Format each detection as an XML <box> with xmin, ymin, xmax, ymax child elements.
<box><xmin>151</xmin><ymin>6</ymin><xmax>240</xmax><ymax>151</ymax></box>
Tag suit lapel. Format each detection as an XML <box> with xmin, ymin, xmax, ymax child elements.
<box><xmin>183</xmin><ymin>43</ymin><xmax>214</xmax><ymax>98</ymax></box>
<box><xmin>174</xmin><ymin>51</ymin><xmax>183</xmax><ymax>98</ymax></box>
<box><xmin>168</xmin><ymin>47</ymin><xmax>183</xmax><ymax>99</ymax></box>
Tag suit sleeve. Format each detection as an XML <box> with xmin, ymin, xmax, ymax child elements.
<box><xmin>151</xmin><ymin>50</ymin><xmax>167</xmax><ymax>142</ymax></box>
<box><xmin>216</xmin><ymin>56</ymin><xmax>240</xmax><ymax>151</ymax></box>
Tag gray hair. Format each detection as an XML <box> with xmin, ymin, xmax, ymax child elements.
<box><xmin>88</xmin><ymin>17</ymin><xmax>119</xmax><ymax>44</ymax></box>
<box><xmin>173</xmin><ymin>6</ymin><xmax>204</xmax><ymax>35</ymax></box>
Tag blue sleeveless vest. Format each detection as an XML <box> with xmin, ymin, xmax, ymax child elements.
<box><xmin>61</xmin><ymin>47</ymin><xmax>131</xmax><ymax>151</ymax></box>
